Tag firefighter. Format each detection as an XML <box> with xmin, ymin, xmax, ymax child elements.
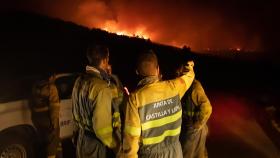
<box><xmin>106</xmin><ymin>64</ymin><xmax>126</xmax><ymax>152</ymax></box>
<box><xmin>72</xmin><ymin>45</ymin><xmax>119</xmax><ymax>158</ymax></box>
<box><xmin>30</xmin><ymin>73</ymin><xmax>63</xmax><ymax>158</ymax></box>
<box><xmin>177</xmin><ymin>58</ymin><xmax>212</xmax><ymax>158</ymax></box>
<box><xmin>122</xmin><ymin>50</ymin><xmax>195</xmax><ymax>158</ymax></box>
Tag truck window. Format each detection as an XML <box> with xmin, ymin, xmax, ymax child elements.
<box><xmin>0</xmin><ymin>77</ymin><xmax>38</xmax><ymax>103</ymax></box>
<box><xmin>55</xmin><ymin>74</ymin><xmax>78</xmax><ymax>99</ymax></box>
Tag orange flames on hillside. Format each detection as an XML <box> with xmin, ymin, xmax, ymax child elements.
<box><xmin>5</xmin><ymin>0</ymin><xmax>263</xmax><ymax>51</ymax></box>
<box><xmin>101</xmin><ymin>21</ymin><xmax>150</xmax><ymax>39</ymax></box>
<box><xmin>100</xmin><ymin>21</ymin><xmax>185</xmax><ymax>47</ymax></box>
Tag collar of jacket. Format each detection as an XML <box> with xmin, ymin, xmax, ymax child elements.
<box><xmin>86</xmin><ymin>65</ymin><xmax>111</xmax><ymax>85</ymax></box>
<box><xmin>86</xmin><ymin>65</ymin><xmax>102</xmax><ymax>78</ymax></box>
<box><xmin>137</xmin><ymin>76</ymin><xmax>159</xmax><ymax>88</ymax></box>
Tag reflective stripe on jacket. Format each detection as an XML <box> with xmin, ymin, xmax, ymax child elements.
<box><xmin>123</xmin><ymin>71</ymin><xmax>194</xmax><ymax>158</ymax></box>
<box><xmin>110</xmin><ymin>74</ymin><xmax>124</xmax><ymax>129</ymax></box>
<box><xmin>72</xmin><ymin>69</ymin><xmax>117</xmax><ymax>149</ymax></box>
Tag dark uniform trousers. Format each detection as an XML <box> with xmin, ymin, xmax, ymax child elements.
<box><xmin>180</xmin><ymin>125</ymin><xmax>208</xmax><ymax>158</ymax></box>
<box><xmin>76</xmin><ymin>129</ymin><xmax>114</xmax><ymax>158</ymax></box>
<box><xmin>32</xmin><ymin>111</ymin><xmax>62</xmax><ymax>158</ymax></box>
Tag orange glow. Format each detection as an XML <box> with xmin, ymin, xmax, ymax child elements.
<box><xmin>7</xmin><ymin>0</ymin><xmax>264</xmax><ymax>51</ymax></box>
<box><xmin>102</xmin><ymin>21</ymin><xmax>150</xmax><ymax>39</ymax></box>
<box><xmin>71</xmin><ymin>1</ymin><xmax>262</xmax><ymax>51</ymax></box>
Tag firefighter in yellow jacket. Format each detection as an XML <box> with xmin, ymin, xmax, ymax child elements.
<box><xmin>177</xmin><ymin>58</ymin><xmax>212</xmax><ymax>158</ymax></box>
<box><xmin>107</xmin><ymin>64</ymin><xmax>126</xmax><ymax>144</ymax></box>
<box><xmin>72</xmin><ymin>45</ymin><xmax>119</xmax><ymax>158</ymax></box>
<box><xmin>122</xmin><ymin>50</ymin><xmax>195</xmax><ymax>158</ymax></box>
<box><xmin>31</xmin><ymin>74</ymin><xmax>63</xmax><ymax>158</ymax></box>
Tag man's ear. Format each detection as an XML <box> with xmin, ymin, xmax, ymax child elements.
<box><xmin>136</xmin><ymin>69</ymin><xmax>139</xmax><ymax>75</ymax></box>
<box><xmin>100</xmin><ymin>58</ymin><xmax>108</xmax><ymax>70</ymax></box>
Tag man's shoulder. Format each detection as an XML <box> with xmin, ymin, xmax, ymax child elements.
<box><xmin>75</xmin><ymin>73</ymin><xmax>109</xmax><ymax>90</ymax></box>
<box><xmin>89</xmin><ymin>77</ymin><xmax>109</xmax><ymax>90</ymax></box>
<box><xmin>192</xmin><ymin>79</ymin><xmax>202</xmax><ymax>88</ymax></box>
<box><xmin>191</xmin><ymin>80</ymin><xmax>208</xmax><ymax>97</ymax></box>
<box><xmin>81</xmin><ymin>73</ymin><xmax>107</xmax><ymax>83</ymax></box>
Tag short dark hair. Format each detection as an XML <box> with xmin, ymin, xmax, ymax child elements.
<box><xmin>86</xmin><ymin>45</ymin><xmax>109</xmax><ymax>67</ymax></box>
<box><xmin>136</xmin><ymin>49</ymin><xmax>158</xmax><ymax>76</ymax></box>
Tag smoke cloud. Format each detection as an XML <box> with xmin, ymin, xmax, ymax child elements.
<box><xmin>2</xmin><ymin>0</ymin><xmax>277</xmax><ymax>51</ymax></box>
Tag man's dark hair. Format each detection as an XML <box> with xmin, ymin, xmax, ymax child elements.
<box><xmin>86</xmin><ymin>45</ymin><xmax>109</xmax><ymax>67</ymax></box>
<box><xmin>136</xmin><ymin>49</ymin><xmax>159</xmax><ymax>76</ymax></box>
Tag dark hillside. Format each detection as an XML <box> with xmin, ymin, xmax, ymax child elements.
<box><xmin>0</xmin><ymin>11</ymin><xmax>279</xmax><ymax>96</ymax></box>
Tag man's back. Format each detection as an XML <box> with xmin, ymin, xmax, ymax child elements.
<box><xmin>135</xmin><ymin>79</ymin><xmax>183</xmax><ymax>144</ymax></box>
<box><xmin>122</xmin><ymin>50</ymin><xmax>195</xmax><ymax>158</ymax></box>
<box><xmin>31</xmin><ymin>76</ymin><xmax>62</xmax><ymax>158</ymax></box>
<box><xmin>123</xmin><ymin>76</ymin><xmax>193</xmax><ymax>158</ymax></box>
<box><xmin>72</xmin><ymin>69</ymin><xmax>117</xmax><ymax>158</ymax></box>
<box><xmin>72</xmin><ymin>45</ymin><xmax>118</xmax><ymax>158</ymax></box>
<box><xmin>72</xmin><ymin>72</ymin><xmax>109</xmax><ymax>131</ymax></box>
<box><xmin>180</xmin><ymin>79</ymin><xmax>212</xmax><ymax>158</ymax></box>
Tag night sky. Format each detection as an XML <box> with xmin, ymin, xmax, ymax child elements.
<box><xmin>1</xmin><ymin>0</ymin><xmax>279</xmax><ymax>51</ymax></box>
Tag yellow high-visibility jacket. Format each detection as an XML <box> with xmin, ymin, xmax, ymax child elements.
<box><xmin>123</xmin><ymin>71</ymin><xmax>195</xmax><ymax>158</ymax></box>
<box><xmin>31</xmin><ymin>78</ymin><xmax>60</xmax><ymax>128</ymax></box>
<box><xmin>110</xmin><ymin>74</ymin><xmax>125</xmax><ymax>144</ymax></box>
<box><xmin>181</xmin><ymin>80</ymin><xmax>212</xmax><ymax>129</ymax></box>
<box><xmin>110</xmin><ymin>74</ymin><xmax>124</xmax><ymax>129</ymax></box>
<box><xmin>72</xmin><ymin>67</ymin><xmax>117</xmax><ymax>149</ymax></box>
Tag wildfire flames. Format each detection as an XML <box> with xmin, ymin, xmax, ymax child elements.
<box><xmin>3</xmin><ymin>0</ymin><xmax>265</xmax><ymax>51</ymax></box>
<box><xmin>102</xmin><ymin>21</ymin><xmax>150</xmax><ymax>39</ymax></box>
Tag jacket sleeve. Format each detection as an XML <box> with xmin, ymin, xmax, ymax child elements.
<box><xmin>172</xmin><ymin>67</ymin><xmax>195</xmax><ymax>98</ymax></box>
<box><xmin>192</xmin><ymin>81</ymin><xmax>212</xmax><ymax>127</ymax></box>
<box><xmin>123</xmin><ymin>93</ymin><xmax>141</xmax><ymax>158</ymax></box>
<box><xmin>49</xmin><ymin>84</ymin><xmax>60</xmax><ymax>128</ymax></box>
<box><xmin>91</xmin><ymin>87</ymin><xmax>117</xmax><ymax>149</ymax></box>
<box><xmin>72</xmin><ymin>78</ymin><xmax>81</xmax><ymax>126</ymax></box>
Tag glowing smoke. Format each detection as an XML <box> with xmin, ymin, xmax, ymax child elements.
<box><xmin>2</xmin><ymin>0</ymin><xmax>266</xmax><ymax>51</ymax></box>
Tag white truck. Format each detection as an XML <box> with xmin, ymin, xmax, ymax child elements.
<box><xmin>0</xmin><ymin>73</ymin><xmax>78</xmax><ymax>158</ymax></box>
